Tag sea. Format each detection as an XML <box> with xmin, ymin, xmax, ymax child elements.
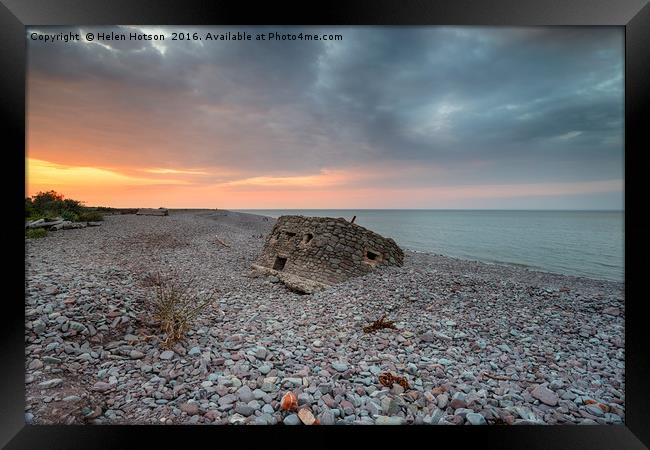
<box><xmin>236</xmin><ymin>210</ymin><xmax>624</xmax><ymax>282</ymax></box>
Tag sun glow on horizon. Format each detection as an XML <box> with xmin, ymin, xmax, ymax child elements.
<box><xmin>144</xmin><ymin>168</ymin><xmax>209</xmax><ymax>175</ymax></box>
<box><xmin>26</xmin><ymin>157</ymin><xmax>622</xmax><ymax>209</ymax></box>
<box><xmin>26</xmin><ymin>158</ymin><xmax>189</xmax><ymax>193</ymax></box>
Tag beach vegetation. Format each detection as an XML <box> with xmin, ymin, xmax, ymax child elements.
<box><xmin>26</xmin><ymin>228</ymin><xmax>47</xmax><ymax>239</ymax></box>
<box><xmin>90</xmin><ymin>206</ymin><xmax>137</xmax><ymax>215</ymax></box>
<box><xmin>77</xmin><ymin>210</ymin><xmax>104</xmax><ymax>222</ymax></box>
<box><xmin>142</xmin><ymin>270</ymin><xmax>218</xmax><ymax>349</ymax></box>
<box><xmin>25</xmin><ymin>190</ymin><xmax>104</xmax><ymax>222</ymax></box>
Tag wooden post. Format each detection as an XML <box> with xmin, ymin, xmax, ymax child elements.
<box><xmin>350</xmin><ymin>215</ymin><xmax>356</xmax><ymax>224</ymax></box>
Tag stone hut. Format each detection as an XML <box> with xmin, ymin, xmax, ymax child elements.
<box><xmin>251</xmin><ymin>215</ymin><xmax>404</xmax><ymax>293</ymax></box>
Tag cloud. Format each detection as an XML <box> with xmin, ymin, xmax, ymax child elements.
<box><xmin>26</xmin><ymin>26</ymin><xmax>624</xmax><ymax>208</ymax></box>
<box><xmin>27</xmin><ymin>158</ymin><xmax>189</xmax><ymax>188</ymax></box>
<box><xmin>144</xmin><ymin>168</ymin><xmax>209</xmax><ymax>175</ymax></box>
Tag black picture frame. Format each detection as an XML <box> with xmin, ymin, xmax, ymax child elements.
<box><xmin>2</xmin><ymin>0</ymin><xmax>648</xmax><ymax>448</ymax></box>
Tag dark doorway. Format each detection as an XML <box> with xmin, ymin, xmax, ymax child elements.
<box><xmin>273</xmin><ymin>256</ymin><xmax>287</xmax><ymax>271</ymax></box>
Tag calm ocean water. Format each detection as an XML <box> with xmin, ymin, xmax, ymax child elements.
<box><xmin>236</xmin><ymin>210</ymin><xmax>624</xmax><ymax>282</ymax></box>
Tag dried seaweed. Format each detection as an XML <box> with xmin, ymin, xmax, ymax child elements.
<box><xmin>379</xmin><ymin>372</ymin><xmax>410</xmax><ymax>390</ymax></box>
<box><xmin>363</xmin><ymin>315</ymin><xmax>397</xmax><ymax>333</ymax></box>
<box><xmin>488</xmin><ymin>417</ymin><xmax>510</xmax><ymax>425</ymax></box>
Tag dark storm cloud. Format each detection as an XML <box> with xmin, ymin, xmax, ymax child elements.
<box><xmin>29</xmin><ymin>26</ymin><xmax>324</xmax><ymax>103</ymax></box>
<box><xmin>307</xmin><ymin>27</ymin><xmax>623</xmax><ymax>180</ymax></box>
<box><xmin>27</xmin><ymin>26</ymin><xmax>623</xmax><ymax>185</ymax></box>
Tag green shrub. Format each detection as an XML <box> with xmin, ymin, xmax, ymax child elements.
<box><xmin>28</xmin><ymin>190</ymin><xmax>84</xmax><ymax>219</ymax></box>
<box><xmin>26</xmin><ymin>228</ymin><xmax>47</xmax><ymax>239</ymax></box>
<box><xmin>61</xmin><ymin>210</ymin><xmax>79</xmax><ymax>222</ymax></box>
<box><xmin>25</xmin><ymin>198</ymin><xmax>35</xmax><ymax>218</ymax></box>
<box><xmin>78</xmin><ymin>211</ymin><xmax>104</xmax><ymax>222</ymax></box>
<box><xmin>31</xmin><ymin>190</ymin><xmax>64</xmax><ymax>212</ymax></box>
<box><xmin>26</xmin><ymin>190</ymin><xmax>106</xmax><ymax>223</ymax></box>
<box><xmin>62</xmin><ymin>198</ymin><xmax>83</xmax><ymax>214</ymax></box>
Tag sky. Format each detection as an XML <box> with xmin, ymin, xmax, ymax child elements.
<box><xmin>26</xmin><ymin>26</ymin><xmax>624</xmax><ymax>209</ymax></box>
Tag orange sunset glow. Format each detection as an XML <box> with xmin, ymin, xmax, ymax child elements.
<box><xmin>27</xmin><ymin>26</ymin><xmax>624</xmax><ymax>210</ymax></box>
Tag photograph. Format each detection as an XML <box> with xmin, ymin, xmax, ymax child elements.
<box><xmin>24</xmin><ymin>25</ymin><xmax>625</xmax><ymax>427</ymax></box>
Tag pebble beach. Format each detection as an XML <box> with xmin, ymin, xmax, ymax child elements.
<box><xmin>24</xmin><ymin>210</ymin><xmax>625</xmax><ymax>425</ymax></box>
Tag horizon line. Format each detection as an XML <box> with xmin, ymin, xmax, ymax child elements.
<box><xmin>100</xmin><ymin>207</ymin><xmax>624</xmax><ymax>212</ymax></box>
<box><xmin>234</xmin><ymin>208</ymin><xmax>623</xmax><ymax>211</ymax></box>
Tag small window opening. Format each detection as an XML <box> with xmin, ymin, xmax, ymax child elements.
<box><xmin>285</xmin><ymin>231</ymin><xmax>296</xmax><ymax>238</ymax></box>
<box><xmin>302</xmin><ymin>233</ymin><xmax>313</xmax><ymax>244</ymax></box>
<box><xmin>364</xmin><ymin>249</ymin><xmax>383</xmax><ymax>266</ymax></box>
<box><xmin>366</xmin><ymin>250</ymin><xmax>379</xmax><ymax>260</ymax></box>
<box><xmin>273</xmin><ymin>256</ymin><xmax>287</xmax><ymax>271</ymax></box>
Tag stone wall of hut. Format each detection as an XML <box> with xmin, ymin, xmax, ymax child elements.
<box><xmin>254</xmin><ymin>215</ymin><xmax>404</xmax><ymax>285</ymax></box>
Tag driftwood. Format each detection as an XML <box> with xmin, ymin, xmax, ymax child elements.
<box><xmin>482</xmin><ymin>372</ymin><xmax>542</xmax><ymax>384</ymax></box>
<box><xmin>26</xmin><ymin>218</ymin><xmax>45</xmax><ymax>228</ymax></box>
<box><xmin>26</xmin><ymin>218</ymin><xmax>64</xmax><ymax>229</ymax></box>
<box><xmin>215</xmin><ymin>236</ymin><xmax>230</xmax><ymax>247</ymax></box>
